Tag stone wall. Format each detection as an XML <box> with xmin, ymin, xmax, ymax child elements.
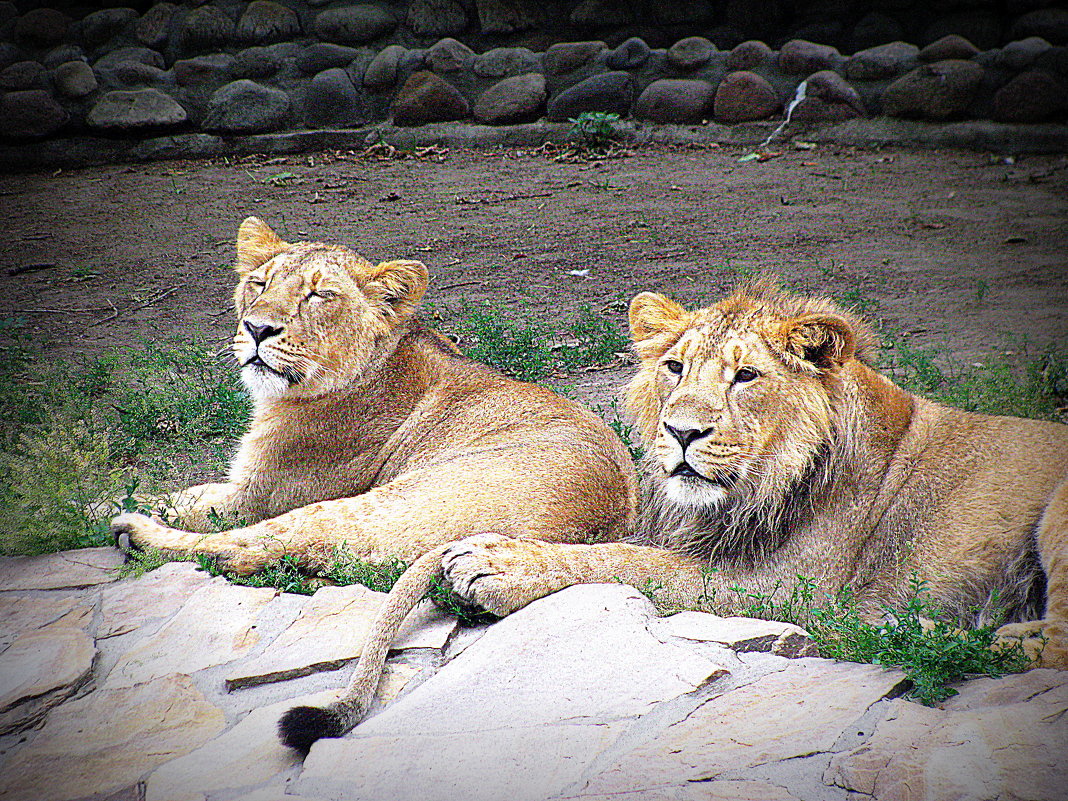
<box><xmin>0</xmin><ymin>1</ymin><xmax>1066</xmax><ymax>147</ymax></box>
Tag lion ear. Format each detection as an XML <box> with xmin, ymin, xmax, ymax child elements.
<box><xmin>236</xmin><ymin>217</ymin><xmax>288</xmax><ymax>275</ymax></box>
<box><xmin>363</xmin><ymin>259</ymin><xmax>429</xmax><ymax>322</ymax></box>
<box><xmin>629</xmin><ymin>292</ymin><xmax>688</xmax><ymax>343</ymax></box>
<box><xmin>773</xmin><ymin>313</ymin><xmax>857</xmax><ymax>369</ymax></box>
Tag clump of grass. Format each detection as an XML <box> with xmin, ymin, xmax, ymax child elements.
<box><xmin>589</xmin><ymin>398</ymin><xmax>644</xmax><ymax>462</ymax></box>
<box><xmin>568</xmin><ymin>111</ymin><xmax>621</xmax><ymax>149</ymax></box>
<box><xmin>0</xmin><ymin>337</ymin><xmax>249</xmax><ymax>556</ymax></box>
<box><xmin>723</xmin><ymin>576</ymin><xmax>1030</xmax><ymax>705</ymax></box>
<box><xmin>451</xmin><ymin>305</ymin><xmax>627</xmax><ymax>382</ymax></box>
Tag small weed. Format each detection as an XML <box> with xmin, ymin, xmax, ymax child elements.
<box><xmin>323</xmin><ymin>549</ymin><xmax>408</xmax><ymax>594</ymax></box>
<box><xmin>728</xmin><ymin>576</ymin><xmax>1030</xmax><ymax>705</ymax></box>
<box><xmin>568</xmin><ymin>112</ymin><xmax>621</xmax><ymax>149</ymax></box>
<box><xmin>562</xmin><ymin>306</ymin><xmax>629</xmax><ymax>370</ymax></box>
<box><xmin>589</xmin><ymin>398</ymin><xmax>644</xmax><ymax>462</ymax></box>
<box><xmin>833</xmin><ymin>286</ymin><xmax>879</xmax><ymax>315</ymax></box>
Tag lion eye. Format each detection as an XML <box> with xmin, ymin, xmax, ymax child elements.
<box><xmin>734</xmin><ymin>366</ymin><xmax>760</xmax><ymax>383</ymax></box>
<box><xmin>307</xmin><ymin>290</ymin><xmax>336</xmax><ymax>301</ymax></box>
<box><xmin>664</xmin><ymin>360</ymin><xmax>684</xmax><ymax>375</ymax></box>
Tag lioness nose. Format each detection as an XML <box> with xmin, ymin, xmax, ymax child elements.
<box><xmin>244</xmin><ymin>320</ymin><xmax>283</xmax><ymax>344</ymax></box>
<box><xmin>664</xmin><ymin>423</ymin><xmax>713</xmax><ymax>450</ymax></box>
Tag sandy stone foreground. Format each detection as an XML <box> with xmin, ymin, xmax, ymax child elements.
<box><xmin>0</xmin><ymin>548</ymin><xmax>1065</xmax><ymax>801</ymax></box>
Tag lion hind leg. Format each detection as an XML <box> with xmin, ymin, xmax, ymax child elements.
<box><xmin>278</xmin><ymin>544</ymin><xmax>450</xmax><ymax>753</ymax></box>
<box><xmin>995</xmin><ymin>480</ymin><xmax>1068</xmax><ymax>669</ymax></box>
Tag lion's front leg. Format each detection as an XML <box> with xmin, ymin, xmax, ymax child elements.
<box><xmin>996</xmin><ymin>480</ymin><xmax>1068</xmax><ymax>669</ymax></box>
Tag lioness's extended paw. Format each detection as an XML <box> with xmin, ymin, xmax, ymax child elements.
<box><xmin>111</xmin><ymin>512</ymin><xmax>155</xmax><ymax>555</ymax></box>
<box><xmin>441</xmin><ymin>533</ymin><xmax>561</xmax><ymax>617</ymax></box>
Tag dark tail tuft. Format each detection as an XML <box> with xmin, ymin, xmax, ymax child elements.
<box><xmin>278</xmin><ymin>705</ymin><xmax>345</xmax><ymax>754</ymax></box>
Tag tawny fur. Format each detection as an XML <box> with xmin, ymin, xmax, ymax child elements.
<box><xmin>435</xmin><ymin>279</ymin><xmax>1068</xmax><ymax>670</ymax></box>
<box><xmin>111</xmin><ymin>217</ymin><xmax>639</xmax><ymax>745</ymax></box>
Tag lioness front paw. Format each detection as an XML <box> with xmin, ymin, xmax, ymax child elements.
<box><xmin>441</xmin><ymin>533</ymin><xmax>560</xmax><ymax>617</ymax></box>
<box><xmin>111</xmin><ymin>512</ymin><xmax>155</xmax><ymax>555</ymax></box>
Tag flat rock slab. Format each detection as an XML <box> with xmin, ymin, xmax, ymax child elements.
<box><xmin>294</xmin><ymin>584</ymin><xmax>728</xmax><ymax>801</ymax></box>
<box><xmin>226</xmin><ymin>584</ymin><xmax>455</xmax><ymax>689</ymax></box>
<box><xmin>97</xmin><ymin>561</ymin><xmax>214</xmax><ymax>639</ymax></box>
<box><xmin>0</xmin><ymin>593</ymin><xmax>93</xmax><ymax>649</ymax></box>
<box><xmin>0</xmin><ymin>624</ymin><xmax>94</xmax><ymax>734</ymax></box>
<box><xmin>0</xmin><ymin>674</ymin><xmax>225</xmax><ymax>801</ymax></box>
<box><xmin>0</xmin><ymin>547</ymin><xmax>123</xmax><ymax>590</ymax></box>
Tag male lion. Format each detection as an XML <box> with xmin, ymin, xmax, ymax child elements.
<box><xmin>110</xmin><ymin>217</ymin><xmax>638</xmax><ymax>750</ymax></box>
<box><xmin>344</xmin><ymin>279</ymin><xmax>1068</xmax><ymax>742</ymax></box>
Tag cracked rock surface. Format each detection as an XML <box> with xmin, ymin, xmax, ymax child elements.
<box><xmin>0</xmin><ymin>547</ymin><xmax>1064</xmax><ymax>801</ymax></box>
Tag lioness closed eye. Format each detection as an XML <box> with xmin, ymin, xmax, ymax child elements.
<box><xmin>355</xmin><ymin>279</ymin><xmax>1068</xmax><ymax>729</ymax></box>
<box><xmin>111</xmin><ymin>217</ymin><xmax>639</xmax><ymax>751</ymax></box>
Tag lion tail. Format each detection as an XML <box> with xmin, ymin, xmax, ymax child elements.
<box><xmin>277</xmin><ymin>544</ymin><xmax>449</xmax><ymax>754</ymax></box>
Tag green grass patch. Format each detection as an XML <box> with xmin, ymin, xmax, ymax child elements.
<box><xmin>714</xmin><ymin>576</ymin><xmax>1031</xmax><ymax>705</ymax></box>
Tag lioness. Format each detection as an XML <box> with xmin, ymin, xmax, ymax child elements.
<box><xmin>110</xmin><ymin>217</ymin><xmax>639</xmax><ymax>750</ymax></box>
<box><xmin>344</xmin><ymin>279</ymin><xmax>1068</xmax><ymax>742</ymax></box>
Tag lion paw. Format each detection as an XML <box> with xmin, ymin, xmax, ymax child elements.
<box><xmin>994</xmin><ymin>619</ymin><xmax>1068</xmax><ymax>670</ymax></box>
<box><xmin>111</xmin><ymin>512</ymin><xmax>155</xmax><ymax>556</ymax></box>
<box><xmin>440</xmin><ymin>533</ymin><xmax>556</xmax><ymax>618</ymax></box>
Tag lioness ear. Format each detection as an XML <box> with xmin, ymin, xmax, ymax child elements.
<box><xmin>774</xmin><ymin>313</ymin><xmax>856</xmax><ymax>369</ymax></box>
<box><xmin>236</xmin><ymin>217</ymin><xmax>288</xmax><ymax>276</ymax></box>
<box><xmin>629</xmin><ymin>292</ymin><xmax>688</xmax><ymax>342</ymax></box>
<box><xmin>363</xmin><ymin>259</ymin><xmax>429</xmax><ymax>322</ymax></box>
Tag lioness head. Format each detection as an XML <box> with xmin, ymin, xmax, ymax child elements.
<box><xmin>231</xmin><ymin>217</ymin><xmax>428</xmax><ymax>400</ymax></box>
<box><xmin>624</xmin><ymin>278</ymin><xmax>877</xmax><ymax>515</ymax></box>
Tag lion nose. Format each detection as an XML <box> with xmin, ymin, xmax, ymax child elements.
<box><xmin>664</xmin><ymin>423</ymin><xmax>713</xmax><ymax>450</ymax></box>
<box><xmin>244</xmin><ymin>320</ymin><xmax>284</xmax><ymax>344</ymax></box>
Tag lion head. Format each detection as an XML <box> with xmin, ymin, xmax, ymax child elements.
<box><xmin>624</xmin><ymin>278</ymin><xmax>879</xmax><ymax>560</ymax></box>
<box><xmin>231</xmin><ymin>217</ymin><xmax>429</xmax><ymax>401</ymax></box>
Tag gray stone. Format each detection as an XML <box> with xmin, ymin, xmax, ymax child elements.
<box><xmin>713</xmin><ymin>70</ymin><xmax>779</xmax><ymax>123</ymax></box>
<box><xmin>106</xmin><ymin>578</ymin><xmax>279</xmax><ymax>688</ymax></box>
<box><xmin>845</xmin><ymin>41</ymin><xmax>920</xmax><ymax>80</ymax></box>
<box><xmin>136</xmin><ymin>3</ymin><xmax>176</xmax><ymax>48</ymax></box>
<box><xmin>1036</xmin><ymin>45</ymin><xmax>1068</xmax><ymax>77</ymax></box>
<box><xmin>793</xmin><ymin>70</ymin><xmax>866</xmax><ymax>122</ymax></box>
<box><xmin>1010</xmin><ymin>8</ymin><xmax>1068</xmax><ymax>46</ymax></box>
<box><xmin>546</xmin><ymin>70</ymin><xmax>634</xmax><ymax>121</ymax></box>
<box><xmin>779</xmin><ymin>39</ymin><xmax>842</xmax><ymax>74</ymax></box>
<box><xmin>571</xmin><ymin>0</ymin><xmax>632</xmax><ymax>27</ymax></box>
<box><xmin>81</xmin><ymin>7</ymin><xmax>138</xmax><ymax>49</ymax></box>
<box><xmin>727</xmin><ymin>39</ymin><xmax>774</xmax><ymax>71</ymax></box>
<box><xmin>173</xmin><ymin>53</ymin><xmax>234</xmax><ymax>86</ymax></box>
<box><xmin>0</xmin><ymin>674</ymin><xmax>225</xmax><ymax>801</ymax></box>
<box><xmin>0</xmin><ymin>547</ymin><xmax>122</xmax><ymax>590</ymax></box>
<box><xmin>95</xmin><ymin>45</ymin><xmax>165</xmax><ymax>71</ymax></box>
<box><xmin>995</xmin><ymin>36</ymin><xmax>1053</xmax><ymax>71</ymax></box>
<box><xmin>406</xmin><ymin>0</ymin><xmax>468</xmax><ymax>37</ymax></box>
<box><xmin>363</xmin><ymin>44</ymin><xmax>406</xmax><ymax>88</ymax></box>
<box><xmin>0</xmin><ymin>0</ymin><xmax>14</xmax><ymax>27</ymax></box>
<box><xmin>236</xmin><ymin>0</ymin><xmax>301</xmax><ymax>43</ymax></box>
<box><xmin>233</xmin><ymin>45</ymin><xmax>282</xmax><ymax>78</ymax></box>
<box><xmin>0</xmin><ymin>593</ymin><xmax>92</xmax><ymax>650</ymax></box>
<box><xmin>43</xmin><ymin>44</ymin><xmax>86</xmax><ymax>69</ymax></box>
<box><xmin>98</xmin><ymin>562</ymin><xmax>213</xmax><ymax>638</ymax></box>
<box><xmin>474</xmin><ymin>72</ymin><xmax>546</xmax><ymax>124</ymax></box>
<box><xmin>827</xmin><ymin>670</ymin><xmax>1068</xmax><ymax>801</ymax></box>
<box><xmin>633</xmin><ymin>78</ymin><xmax>716</xmax><ymax>123</ymax></box>
<box><xmin>883</xmin><ymin>59</ymin><xmax>985</xmax><ymax>120</ymax></box>
<box><xmin>660</xmin><ymin>612</ymin><xmax>818</xmax><ymax>658</ymax></box>
<box><xmin>53</xmin><ymin>60</ymin><xmax>97</xmax><ymax>98</ymax></box>
<box><xmin>0</xmin><ymin>60</ymin><xmax>47</xmax><ymax>91</ymax></box>
<box><xmin>577</xmin><ymin>659</ymin><xmax>905</xmax><ymax>798</ymax></box>
<box><xmin>392</xmin><ymin>70</ymin><xmax>470</xmax><ymax>125</ymax></box>
<box><xmin>426</xmin><ymin>37</ymin><xmax>475</xmax><ymax>72</ymax></box>
<box><xmin>314</xmin><ymin>5</ymin><xmax>397</xmax><ymax>45</ymax></box>
<box><xmin>0</xmin><ymin>42</ymin><xmax>24</xmax><ymax>70</ymax></box>
<box><xmin>0</xmin><ymin>625</ymin><xmax>94</xmax><ymax>735</ymax></box>
<box><xmin>227</xmin><ymin>585</ymin><xmax>454</xmax><ymax>688</ymax></box>
<box><xmin>544</xmin><ymin>40</ymin><xmax>605</xmax><ymax>75</ymax></box>
<box><xmin>203</xmin><ymin>78</ymin><xmax>291</xmax><ymax>133</ymax></box>
<box><xmin>919</xmin><ymin>34</ymin><xmax>979</xmax><ymax>62</ymax></box>
<box><xmin>472</xmin><ymin>46</ymin><xmax>538</xmax><ymax>78</ymax></box>
<box><xmin>667</xmin><ymin>36</ymin><xmax>714</xmax><ymax>70</ymax></box>
<box><xmin>293</xmin><ymin>585</ymin><xmax>726</xmax><ymax>801</ymax></box>
<box><xmin>992</xmin><ymin>69</ymin><xmax>1067</xmax><ymax>122</ymax></box>
<box><xmin>297</xmin><ymin>43</ymin><xmax>360</xmax><ymax>75</ymax></box>
<box><xmin>303</xmin><ymin>67</ymin><xmax>364</xmax><ymax>128</ymax></box>
<box><xmin>924</xmin><ymin>12</ymin><xmax>1002</xmax><ymax>51</ymax></box>
<box><xmin>606</xmin><ymin>37</ymin><xmax>650</xmax><ymax>70</ymax></box>
<box><xmin>98</xmin><ymin>61</ymin><xmax>172</xmax><ymax>88</ymax></box>
<box><xmin>14</xmin><ymin>8</ymin><xmax>71</xmax><ymax>48</ymax></box>
<box><xmin>178</xmin><ymin>5</ymin><xmax>235</xmax><ymax>51</ymax></box>
<box><xmin>474</xmin><ymin>0</ymin><xmax>537</xmax><ymax>34</ymax></box>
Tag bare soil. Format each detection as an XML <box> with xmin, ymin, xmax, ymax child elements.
<box><xmin>1</xmin><ymin>142</ymin><xmax>1066</xmax><ymax>408</ymax></box>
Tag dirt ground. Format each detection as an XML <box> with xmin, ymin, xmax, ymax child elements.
<box><xmin>1</xmin><ymin>142</ymin><xmax>1066</xmax><ymax>407</ymax></box>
